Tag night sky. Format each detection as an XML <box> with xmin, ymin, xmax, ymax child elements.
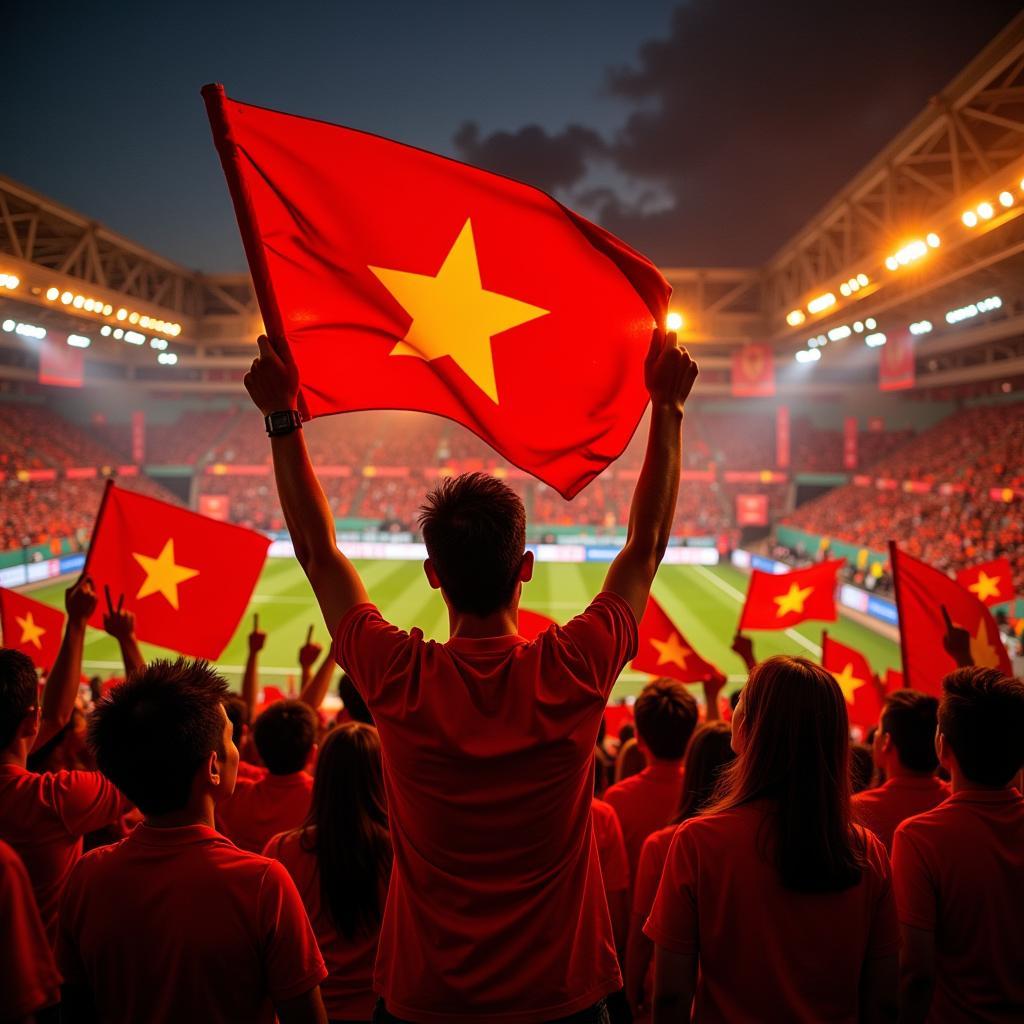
<box><xmin>5</xmin><ymin>1</ymin><xmax>1021</xmax><ymax>272</ymax></box>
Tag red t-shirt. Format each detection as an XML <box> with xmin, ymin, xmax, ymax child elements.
<box><xmin>57</xmin><ymin>823</ymin><xmax>326</xmax><ymax>1024</ymax></box>
<box><xmin>645</xmin><ymin>801</ymin><xmax>899</xmax><ymax>1023</ymax></box>
<box><xmin>264</xmin><ymin>828</ymin><xmax>383</xmax><ymax>1020</ymax></box>
<box><xmin>0</xmin><ymin>763</ymin><xmax>123</xmax><ymax>944</ymax></box>
<box><xmin>632</xmin><ymin>823</ymin><xmax>676</xmax><ymax>1018</ymax></box>
<box><xmin>892</xmin><ymin>788</ymin><xmax>1024</xmax><ymax>1022</ymax></box>
<box><xmin>852</xmin><ymin>775</ymin><xmax>950</xmax><ymax>852</ymax></box>
<box><xmin>333</xmin><ymin>593</ymin><xmax>637</xmax><ymax>1023</ymax></box>
<box><xmin>236</xmin><ymin>758</ymin><xmax>268</xmax><ymax>782</ymax></box>
<box><xmin>603</xmin><ymin>760</ymin><xmax>684</xmax><ymax>880</ymax></box>
<box><xmin>0</xmin><ymin>839</ymin><xmax>61</xmax><ymax>1020</ymax></box>
<box><xmin>592</xmin><ymin>797</ymin><xmax>629</xmax><ymax>896</ymax></box>
<box><xmin>217</xmin><ymin>771</ymin><xmax>313</xmax><ymax>853</ymax></box>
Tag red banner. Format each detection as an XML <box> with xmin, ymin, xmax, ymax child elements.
<box><xmin>775</xmin><ymin>405</ymin><xmax>790</xmax><ymax>469</ymax></box>
<box><xmin>867</xmin><ymin>417</ymin><xmax>885</xmax><ymax>432</ymax></box>
<box><xmin>879</xmin><ymin>330</ymin><xmax>914</xmax><ymax>391</ymax></box>
<box><xmin>39</xmin><ymin>334</ymin><xmax>84</xmax><ymax>388</ymax></box>
<box><xmin>731</xmin><ymin>344</ymin><xmax>775</xmax><ymax>397</ymax></box>
<box><xmin>131</xmin><ymin>410</ymin><xmax>146</xmax><ymax>464</ymax></box>
<box><xmin>198</xmin><ymin>495</ymin><xmax>231</xmax><ymax>521</ymax></box>
<box><xmin>735</xmin><ymin>493</ymin><xmax>769</xmax><ymax>527</ymax></box>
<box><xmin>842</xmin><ymin>417</ymin><xmax>858</xmax><ymax>470</ymax></box>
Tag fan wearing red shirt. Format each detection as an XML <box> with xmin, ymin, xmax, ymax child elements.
<box><xmin>244</xmin><ymin>329</ymin><xmax>698</xmax><ymax>1022</ymax></box>
<box><xmin>264</xmin><ymin>722</ymin><xmax>392</xmax><ymax>1023</ymax></box>
<box><xmin>893</xmin><ymin>667</ymin><xmax>1024</xmax><ymax>1024</ymax></box>
<box><xmin>604</xmin><ymin>679</ymin><xmax>698</xmax><ymax>880</ymax></box>
<box><xmin>592</xmin><ymin>796</ymin><xmax>630</xmax><ymax>953</ymax></box>
<box><xmin>853</xmin><ymin>689</ymin><xmax>949</xmax><ymax>852</ymax></box>
<box><xmin>57</xmin><ymin>657</ymin><xmax>327</xmax><ymax>1024</ymax></box>
<box><xmin>0</xmin><ymin>580</ymin><xmax>125</xmax><ymax>945</ymax></box>
<box><xmin>218</xmin><ymin>699</ymin><xmax>316</xmax><ymax>852</ymax></box>
<box><xmin>645</xmin><ymin>657</ymin><xmax>899</xmax><ymax>1022</ymax></box>
<box><xmin>224</xmin><ymin>693</ymin><xmax>267</xmax><ymax>782</ymax></box>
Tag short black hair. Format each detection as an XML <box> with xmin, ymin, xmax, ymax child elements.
<box><xmin>253</xmin><ymin>700</ymin><xmax>316</xmax><ymax>774</ymax></box>
<box><xmin>89</xmin><ymin>658</ymin><xmax>229</xmax><ymax>815</ymax></box>
<box><xmin>881</xmin><ymin>689</ymin><xmax>939</xmax><ymax>773</ymax></box>
<box><xmin>418</xmin><ymin>472</ymin><xmax>526</xmax><ymax>616</ymax></box>
<box><xmin>224</xmin><ymin>694</ymin><xmax>250</xmax><ymax>742</ymax></box>
<box><xmin>337</xmin><ymin>673</ymin><xmax>374</xmax><ymax>726</ymax></box>
<box><xmin>634</xmin><ymin>679</ymin><xmax>699</xmax><ymax>760</ymax></box>
<box><xmin>849</xmin><ymin>743</ymin><xmax>874</xmax><ymax>793</ymax></box>
<box><xmin>939</xmin><ymin>668</ymin><xmax>1024</xmax><ymax>787</ymax></box>
<box><xmin>0</xmin><ymin>649</ymin><xmax>38</xmax><ymax>750</ymax></box>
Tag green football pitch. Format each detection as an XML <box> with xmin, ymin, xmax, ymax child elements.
<box><xmin>27</xmin><ymin>560</ymin><xmax>900</xmax><ymax>702</ymax></box>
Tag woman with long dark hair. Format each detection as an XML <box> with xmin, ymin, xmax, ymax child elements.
<box><xmin>625</xmin><ymin>721</ymin><xmax>735</xmax><ymax>1020</ymax></box>
<box><xmin>645</xmin><ymin>657</ymin><xmax>899</xmax><ymax>1022</ymax></box>
<box><xmin>263</xmin><ymin>722</ymin><xmax>391</xmax><ymax>1024</ymax></box>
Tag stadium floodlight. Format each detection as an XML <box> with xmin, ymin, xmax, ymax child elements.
<box><xmin>885</xmin><ymin>256</ymin><xmax>899</xmax><ymax>270</ymax></box>
<box><xmin>67</xmin><ymin>334</ymin><xmax>91</xmax><ymax>348</ymax></box>
<box><xmin>807</xmin><ymin>292</ymin><xmax>836</xmax><ymax>315</ymax></box>
<box><xmin>827</xmin><ymin>325</ymin><xmax>851</xmax><ymax>342</ymax></box>
<box><xmin>946</xmin><ymin>295</ymin><xmax>1001</xmax><ymax>324</ymax></box>
<box><xmin>786</xmin><ymin>309</ymin><xmax>805</xmax><ymax>327</ymax></box>
<box><xmin>840</xmin><ymin>283</ymin><xmax>850</xmax><ymax>296</ymax></box>
<box><xmin>150</xmin><ymin>337</ymin><xmax>168</xmax><ymax>350</ymax></box>
<box><xmin>888</xmin><ymin>239</ymin><xmax>928</xmax><ymax>268</ymax></box>
<box><xmin>909</xmin><ymin>320</ymin><xmax>933</xmax><ymax>336</ymax></box>
<box><xmin>865</xmin><ymin>332</ymin><xmax>887</xmax><ymax>347</ymax></box>
<box><xmin>128</xmin><ymin>312</ymin><xmax>139</xmax><ymax>324</ymax></box>
<box><xmin>926</xmin><ymin>233</ymin><xmax>940</xmax><ymax>248</ymax></box>
<box><xmin>100</xmin><ymin>326</ymin><xmax>112</xmax><ymax>337</ymax></box>
<box><xmin>102</xmin><ymin>304</ymin><xmax>113</xmax><ymax>316</ymax></box>
<box><xmin>1</xmin><ymin>319</ymin><xmax>14</xmax><ymax>332</ymax></box>
<box><xmin>72</xmin><ymin>295</ymin><xmax>84</xmax><ymax>308</ymax></box>
<box><xmin>795</xmin><ymin>349</ymin><xmax>820</xmax><ymax>363</ymax></box>
<box><xmin>46</xmin><ymin>286</ymin><xmax>60</xmax><ymax>301</ymax></box>
<box><xmin>999</xmin><ymin>191</ymin><xmax>1013</xmax><ymax>208</ymax></box>
<box><xmin>856</xmin><ymin>273</ymin><xmax>869</xmax><ymax>286</ymax></box>
<box><xmin>113</xmin><ymin>328</ymin><xmax>124</xmax><ymax>340</ymax></box>
<box><xmin>853</xmin><ymin>321</ymin><xmax>864</xmax><ymax>333</ymax></box>
<box><xmin>116</xmin><ymin>308</ymin><xmax>128</xmax><ymax>320</ymax></box>
<box><xmin>61</xmin><ymin>291</ymin><xmax>73</xmax><ymax>304</ymax></box>
<box><xmin>124</xmin><ymin>330</ymin><xmax>145</xmax><ymax>345</ymax></box>
<box><xmin>0</xmin><ymin>274</ymin><xmax>20</xmax><ymax>290</ymax></box>
<box><xmin>961</xmin><ymin>210</ymin><xmax>978</xmax><ymax>227</ymax></box>
<box><xmin>977</xmin><ymin>202</ymin><xmax>994</xmax><ymax>220</ymax></box>
<box><xmin>666</xmin><ymin>311</ymin><xmax>684</xmax><ymax>331</ymax></box>
<box><xmin>865</xmin><ymin>317</ymin><xmax>877</xmax><ymax>330</ymax></box>
<box><xmin>157</xmin><ymin>352</ymin><xmax>178</xmax><ymax>365</ymax></box>
<box><xmin>14</xmin><ymin>322</ymin><xmax>46</xmax><ymax>339</ymax></box>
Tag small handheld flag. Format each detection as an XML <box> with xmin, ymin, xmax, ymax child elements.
<box><xmin>0</xmin><ymin>588</ymin><xmax>66</xmax><ymax>670</ymax></box>
<box><xmin>738</xmin><ymin>559</ymin><xmax>844</xmax><ymax>632</ymax></box>
<box><xmin>632</xmin><ymin>596</ymin><xmax>722</xmax><ymax>684</ymax></box>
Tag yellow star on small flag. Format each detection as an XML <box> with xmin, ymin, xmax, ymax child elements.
<box><xmin>968</xmin><ymin>619</ymin><xmax>1001</xmax><ymax>669</ymax></box>
<box><xmin>831</xmin><ymin>663</ymin><xmax>867</xmax><ymax>705</ymax></box>
<box><xmin>650</xmin><ymin>632</ymin><xmax>692</xmax><ymax>670</ymax></box>
<box><xmin>967</xmin><ymin>571</ymin><xmax>1002</xmax><ymax>603</ymax></box>
<box><xmin>774</xmin><ymin>583</ymin><xmax>814</xmax><ymax>618</ymax></box>
<box><xmin>133</xmin><ymin>539</ymin><xmax>199</xmax><ymax>610</ymax></box>
<box><xmin>16</xmin><ymin>612</ymin><xmax>46</xmax><ymax>650</ymax></box>
<box><xmin>369</xmin><ymin>218</ymin><xmax>549</xmax><ymax>403</ymax></box>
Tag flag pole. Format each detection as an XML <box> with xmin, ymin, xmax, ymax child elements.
<box><xmin>79</xmin><ymin>477</ymin><xmax>115</xmax><ymax>581</ymax></box>
<box><xmin>821</xmin><ymin>629</ymin><xmax>827</xmax><ymax>665</ymax></box>
<box><xmin>888</xmin><ymin>540</ymin><xmax>911</xmax><ymax>689</ymax></box>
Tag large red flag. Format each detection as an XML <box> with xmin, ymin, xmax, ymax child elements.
<box><xmin>517</xmin><ymin>608</ymin><xmax>558</xmax><ymax>641</ymax></box>
<box><xmin>731</xmin><ymin>344</ymin><xmax>776</xmax><ymax>397</ymax></box>
<box><xmin>884</xmin><ymin>668</ymin><xmax>905</xmax><ymax>692</ymax></box>
<box><xmin>738</xmin><ymin>560</ymin><xmax>844</xmax><ymax>631</ymax></box>
<box><xmin>821</xmin><ymin>632</ymin><xmax>883</xmax><ymax>731</ymax></box>
<box><xmin>83</xmin><ymin>484</ymin><xmax>270</xmax><ymax>660</ymax></box>
<box><xmin>955</xmin><ymin>557</ymin><xmax>1015</xmax><ymax>607</ymax></box>
<box><xmin>203</xmin><ymin>86</ymin><xmax>670</xmax><ymax>499</ymax></box>
<box><xmin>632</xmin><ymin>596</ymin><xmax>721</xmax><ymax>683</ymax></box>
<box><xmin>0</xmin><ymin>588</ymin><xmax>65</xmax><ymax>670</ymax></box>
<box><xmin>890</xmin><ymin>544</ymin><xmax>1012</xmax><ymax>695</ymax></box>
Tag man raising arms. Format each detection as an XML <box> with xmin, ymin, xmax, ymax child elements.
<box><xmin>244</xmin><ymin>328</ymin><xmax>697</xmax><ymax>1023</ymax></box>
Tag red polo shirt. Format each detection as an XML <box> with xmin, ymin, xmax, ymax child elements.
<box><xmin>333</xmin><ymin>593</ymin><xmax>637</xmax><ymax>1024</ymax></box>
<box><xmin>645</xmin><ymin>801</ymin><xmax>899</xmax><ymax>1022</ymax></box>
<box><xmin>852</xmin><ymin>775</ymin><xmax>950</xmax><ymax>852</ymax></box>
<box><xmin>892</xmin><ymin>788</ymin><xmax>1024</xmax><ymax>1022</ymax></box>
<box><xmin>57</xmin><ymin>823</ymin><xmax>326</xmax><ymax>1023</ymax></box>
<box><xmin>603</xmin><ymin>760</ymin><xmax>684</xmax><ymax>880</ymax></box>
<box><xmin>0</xmin><ymin>764</ymin><xmax>124</xmax><ymax>944</ymax></box>
<box><xmin>0</xmin><ymin>839</ymin><xmax>61</xmax><ymax>1020</ymax></box>
<box><xmin>593</xmin><ymin>798</ymin><xmax>629</xmax><ymax>896</ymax></box>
<box><xmin>632</xmin><ymin>823</ymin><xmax>675</xmax><ymax>1018</ymax></box>
<box><xmin>217</xmin><ymin>770</ymin><xmax>313</xmax><ymax>853</ymax></box>
<box><xmin>264</xmin><ymin>828</ymin><xmax>385</xmax><ymax>1021</ymax></box>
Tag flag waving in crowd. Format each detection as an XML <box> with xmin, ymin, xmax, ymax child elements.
<box><xmin>632</xmin><ymin>595</ymin><xmax>723</xmax><ymax>683</ymax></box>
<box><xmin>83</xmin><ymin>483</ymin><xmax>271</xmax><ymax>659</ymax></box>
<box><xmin>956</xmin><ymin>557</ymin><xmax>1015</xmax><ymax>607</ymax></box>
<box><xmin>203</xmin><ymin>85</ymin><xmax>671</xmax><ymax>499</ymax></box>
<box><xmin>0</xmin><ymin>587</ymin><xmax>65</xmax><ymax>670</ymax></box>
<box><xmin>738</xmin><ymin>559</ymin><xmax>844</xmax><ymax>631</ymax></box>
<box><xmin>821</xmin><ymin>631</ymin><xmax>882</xmax><ymax>730</ymax></box>
<box><xmin>516</xmin><ymin>608</ymin><xmax>558</xmax><ymax>641</ymax></box>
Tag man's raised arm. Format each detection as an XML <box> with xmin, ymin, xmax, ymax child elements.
<box><xmin>244</xmin><ymin>335</ymin><xmax>368</xmax><ymax>635</ymax></box>
<box><xmin>603</xmin><ymin>330</ymin><xmax>698</xmax><ymax>624</ymax></box>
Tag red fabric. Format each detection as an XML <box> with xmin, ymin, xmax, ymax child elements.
<box><xmin>57</xmin><ymin>823</ymin><xmax>326</xmax><ymax>1024</ymax></box>
<box><xmin>738</xmin><ymin>559</ymin><xmax>844</xmax><ymax>631</ymax></box>
<box><xmin>775</xmin><ymin>405</ymin><xmax>790</xmax><ymax>468</ymax></box>
<box><xmin>879</xmin><ymin>329</ymin><xmax>915</xmax><ymax>391</ymax></box>
<box><xmin>516</xmin><ymin>608</ymin><xmax>557</xmax><ymax>641</ymax></box>
<box><xmin>0</xmin><ymin>839</ymin><xmax>61</xmax><ymax>1018</ymax></box>
<box><xmin>632</xmin><ymin>595</ymin><xmax>720</xmax><ymax>683</ymax></box>
<box><xmin>956</xmin><ymin>557</ymin><xmax>1016</xmax><ymax>608</ymax></box>
<box><xmin>0</xmin><ymin>764</ymin><xmax>123</xmax><ymax>944</ymax></box>
<box><xmin>203</xmin><ymin>87</ymin><xmax>669</xmax><ymax>499</ymax></box>
<box><xmin>645</xmin><ymin>802</ymin><xmax>899</xmax><ymax>1023</ymax></box>
<box><xmin>604</xmin><ymin>761</ymin><xmax>685</xmax><ymax>881</ymax></box>
<box><xmin>592</xmin><ymin>798</ymin><xmax>629</xmax><ymax>895</ymax></box>
<box><xmin>236</xmin><ymin>759</ymin><xmax>268</xmax><ymax>782</ymax></box>
<box><xmin>891</xmin><ymin>545</ymin><xmax>1012</xmax><ymax>694</ymax></box>
<box><xmin>603</xmin><ymin>704</ymin><xmax>634</xmax><ymax>739</ymax></box>
<box><xmin>632</xmin><ymin>823</ymin><xmax>675</xmax><ymax>1017</ymax></box>
<box><xmin>885</xmin><ymin>668</ymin><xmax>905</xmax><ymax>691</ymax></box>
<box><xmin>852</xmin><ymin>776</ymin><xmax>950</xmax><ymax>853</ymax></box>
<box><xmin>821</xmin><ymin>633</ymin><xmax>883</xmax><ymax>730</ymax></box>
<box><xmin>218</xmin><ymin>771</ymin><xmax>313</xmax><ymax>854</ymax></box>
<box><xmin>843</xmin><ymin>416</ymin><xmax>859</xmax><ymax>470</ymax></box>
<box><xmin>264</xmin><ymin>828</ymin><xmax>381</xmax><ymax>1020</ymax></box>
<box><xmin>0</xmin><ymin>585</ymin><xmax>65</xmax><ymax>670</ymax></box>
<box><xmin>83</xmin><ymin>484</ymin><xmax>270</xmax><ymax>659</ymax></box>
<box><xmin>38</xmin><ymin>334</ymin><xmax>84</xmax><ymax>388</ymax></box>
<box><xmin>892</xmin><ymin>789</ymin><xmax>1024</xmax><ymax>1021</ymax></box>
<box><xmin>332</xmin><ymin>592</ymin><xmax>637</xmax><ymax>1022</ymax></box>
<box><xmin>731</xmin><ymin>344</ymin><xmax>775</xmax><ymax>397</ymax></box>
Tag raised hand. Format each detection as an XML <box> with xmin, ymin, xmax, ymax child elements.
<box><xmin>248</xmin><ymin>614</ymin><xmax>267</xmax><ymax>655</ymax></box>
<box><xmin>941</xmin><ymin>605</ymin><xmax>973</xmax><ymax>667</ymax></box>
<box><xmin>102</xmin><ymin>586</ymin><xmax>136</xmax><ymax>642</ymax></box>
<box><xmin>730</xmin><ymin>632</ymin><xmax>757</xmax><ymax>671</ymax></box>
<box><xmin>644</xmin><ymin>329</ymin><xmax>699</xmax><ymax>414</ymax></box>
<box><xmin>243</xmin><ymin>334</ymin><xmax>300</xmax><ymax>416</ymax></box>
<box><xmin>298</xmin><ymin>624</ymin><xmax>322</xmax><ymax>669</ymax></box>
<box><xmin>65</xmin><ymin>576</ymin><xmax>98</xmax><ymax>623</ymax></box>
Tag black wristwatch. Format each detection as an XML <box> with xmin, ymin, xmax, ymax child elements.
<box><xmin>265</xmin><ymin>409</ymin><xmax>303</xmax><ymax>437</ymax></box>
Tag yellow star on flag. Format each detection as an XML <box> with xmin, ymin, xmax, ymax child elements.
<box><xmin>774</xmin><ymin>582</ymin><xmax>814</xmax><ymax>618</ymax></box>
<box><xmin>967</xmin><ymin>570</ymin><xmax>1002</xmax><ymax>603</ymax></box>
<box><xmin>16</xmin><ymin>612</ymin><xmax>46</xmax><ymax>650</ymax></box>
<box><xmin>650</xmin><ymin>632</ymin><xmax>692</xmax><ymax>670</ymax></box>
<box><xmin>369</xmin><ymin>218</ymin><xmax>549</xmax><ymax>403</ymax></box>
<box><xmin>830</xmin><ymin>663</ymin><xmax>867</xmax><ymax>705</ymax></box>
<box><xmin>133</xmin><ymin>539</ymin><xmax>199</xmax><ymax>610</ymax></box>
<box><xmin>968</xmin><ymin>619</ymin><xmax>1001</xmax><ymax>669</ymax></box>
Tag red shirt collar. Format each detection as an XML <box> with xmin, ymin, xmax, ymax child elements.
<box><xmin>445</xmin><ymin>633</ymin><xmax>526</xmax><ymax>653</ymax></box>
<box><xmin>948</xmin><ymin>787</ymin><xmax>1022</xmax><ymax>805</ymax></box>
<box><xmin>882</xmin><ymin>775</ymin><xmax>947</xmax><ymax>791</ymax></box>
<box><xmin>130</xmin><ymin>823</ymin><xmax>223</xmax><ymax>846</ymax></box>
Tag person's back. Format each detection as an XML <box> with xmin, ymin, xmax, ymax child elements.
<box><xmin>893</xmin><ymin>668</ymin><xmax>1024</xmax><ymax>1023</ymax></box>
